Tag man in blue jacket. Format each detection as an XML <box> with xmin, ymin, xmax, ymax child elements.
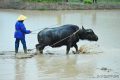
<box><xmin>14</xmin><ymin>15</ymin><xmax>31</xmax><ymax>54</ymax></box>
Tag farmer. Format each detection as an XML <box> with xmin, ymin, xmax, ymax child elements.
<box><xmin>14</xmin><ymin>15</ymin><xmax>32</xmax><ymax>54</ymax></box>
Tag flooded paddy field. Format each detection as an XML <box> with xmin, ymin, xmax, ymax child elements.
<box><xmin>0</xmin><ymin>9</ymin><xmax>120</xmax><ymax>80</ymax></box>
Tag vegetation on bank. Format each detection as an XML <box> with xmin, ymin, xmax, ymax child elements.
<box><xmin>23</xmin><ymin>0</ymin><xmax>120</xmax><ymax>4</ymax></box>
<box><xmin>23</xmin><ymin>0</ymin><xmax>64</xmax><ymax>3</ymax></box>
<box><xmin>84</xmin><ymin>0</ymin><xmax>92</xmax><ymax>4</ymax></box>
<box><xmin>0</xmin><ymin>0</ymin><xmax>120</xmax><ymax>10</ymax></box>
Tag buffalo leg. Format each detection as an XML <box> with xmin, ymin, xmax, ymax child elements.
<box><xmin>39</xmin><ymin>46</ymin><xmax>45</xmax><ymax>54</ymax></box>
<box><xmin>36</xmin><ymin>44</ymin><xmax>39</xmax><ymax>52</ymax></box>
<box><xmin>74</xmin><ymin>44</ymin><xmax>79</xmax><ymax>54</ymax></box>
<box><xmin>66</xmin><ymin>45</ymin><xmax>70</xmax><ymax>55</ymax></box>
<box><xmin>36</xmin><ymin>44</ymin><xmax>44</xmax><ymax>54</ymax></box>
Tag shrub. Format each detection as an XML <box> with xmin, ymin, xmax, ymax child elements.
<box><xmin>84</xmin><ymin>0</ymin><xmax>92</xmax><ymax>4</ymax></box>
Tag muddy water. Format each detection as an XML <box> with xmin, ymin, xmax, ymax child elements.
<box><xmin>0</xmin><ymin>9</ymin><xmax>120</xmax><ymax>80</ymax></box>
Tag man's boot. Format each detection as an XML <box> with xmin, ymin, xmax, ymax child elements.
<box><xmin>24</xmin><ymin>48</ymin><xmax>27</xmax><ymax>53</ymax></box>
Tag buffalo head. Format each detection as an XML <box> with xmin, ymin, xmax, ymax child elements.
<box><xmin>79</xmin><ymin>26</ymin><xmax>98</xmax><ymax>41</ymax></box>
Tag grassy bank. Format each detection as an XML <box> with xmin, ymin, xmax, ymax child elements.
<box><xmin>23</xmin><ymin>0</ymin><xmax>64</xmax><ymax>3</ymax></box>
<box><xmin>23</xmin><ymin>0</ymin><xmax>120</xmax><ymax>4</ymax></box>
<box><xmin>0</xmin><ymin>0</ymin><xmax>120</xmax><ymax>10</ymax></box>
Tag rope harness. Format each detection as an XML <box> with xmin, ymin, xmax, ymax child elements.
<box><xmin>32</xmin><ymin>24</ymin><xmax>59</xmax><ymax>32</ymax></box>
<box><xmin>50</xmin><ymin>29</ymin><xmax>80</xmax><ymax>47</ymax></box>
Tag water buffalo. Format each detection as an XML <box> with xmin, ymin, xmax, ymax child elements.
<box><xmin>36</xmin><ymin>24</ymin><xmax>98</xmax><ymax>54</ymax></box>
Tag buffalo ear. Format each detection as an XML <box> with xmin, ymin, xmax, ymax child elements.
<box><xmin>82</xmin><ymin>26</ymin><xmax>85</xmax><ymax>31</ymax></box>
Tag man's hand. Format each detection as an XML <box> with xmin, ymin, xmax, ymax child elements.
<box><xmin>30</xmin><ymin>31</ymin><xmax>32</xmax><ymax>33</ymax></box>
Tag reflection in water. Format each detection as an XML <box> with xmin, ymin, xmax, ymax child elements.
<box><xmin>92</xmin><ymin>11</ymin><xmax>96</xmax><ymax>26</ymax></box>
<box><xmin>56</xmin><ymin>14</ymin><xmax>62</xmax><ymax>25</ymax></box>
<box><xmin>15</xmin><ymin>59</ymin><xmax>26</xmax><ymax>80</ymax></box>
<box><xmin>34</xmin><ymin>54</ymin><xmax>96</xmax><ymax>79</ymax></box>
<box><xmin>15</xmin><ymin>58</ymin><xmax>39</xmax><ymax>80</ymax></box>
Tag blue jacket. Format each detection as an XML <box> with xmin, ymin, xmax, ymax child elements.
<box><xmin>14</xmin><ymin>21</ymin><xmax>31</xmax><ymax>39</ymax></box>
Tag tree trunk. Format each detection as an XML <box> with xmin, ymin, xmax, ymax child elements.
<box><xmin>93</xmin><ymin>0</ymin><xmax>97</xmax><ymax>3</ymax></box>
<box><xmin>64</xmin><ymin>0</ymin><xmax>68</xmax><ymax>2</ymax></box>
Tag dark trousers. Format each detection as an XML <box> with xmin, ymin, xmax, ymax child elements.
<box><xmin>15</xmin><ymin>38</ymin><xmax>27</xmax><ymax>53</ymax></box>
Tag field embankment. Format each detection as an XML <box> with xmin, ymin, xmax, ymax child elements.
<box><xmin>0</xmin><ymin>0</ymin><xmax>120</xmax><ymax>10</ymax></box>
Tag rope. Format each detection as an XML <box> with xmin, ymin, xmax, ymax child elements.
<box><xmin>32</xmin><ymin>24</ymin><xmax>58</xmax><ymax>32</ymax></box>
<box><xmin>27</xmin><ymin>48</ymin><xmax>36</xmax><ymax>51</ymax></box>
<box><xmin>30</xmin><ymin>33</ymin><xmax>38</xmax><ymax>34</ymax></box>
<box><xmin>50</xmin><ymin>29</ymin><xmax>80</xmax><ymax>47</ymax></box>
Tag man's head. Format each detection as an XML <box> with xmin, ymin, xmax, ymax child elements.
<box><xmin>17</xmin><ymin>15</ymin><xmax>27</xmax><ymax>21</ymax></box>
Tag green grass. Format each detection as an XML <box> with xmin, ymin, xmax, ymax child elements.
<box><xmin>84</xmin><ymin>0</ymin><xmax>92</xmax><ymax>4</ymax></box>
<box><xmin>23</xmin><ymin>0</ymin><xmax>64</xmax><ymax>3</ymax></box>
<box><xmin>23</xmin><ymin>0</ymin><xmax>120</xmax><ymax>4</ymax></box>
<box><xmin>97</xmin><ymin>0</ymin><xmax>120</xmax><ymax>4</ymax></box>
